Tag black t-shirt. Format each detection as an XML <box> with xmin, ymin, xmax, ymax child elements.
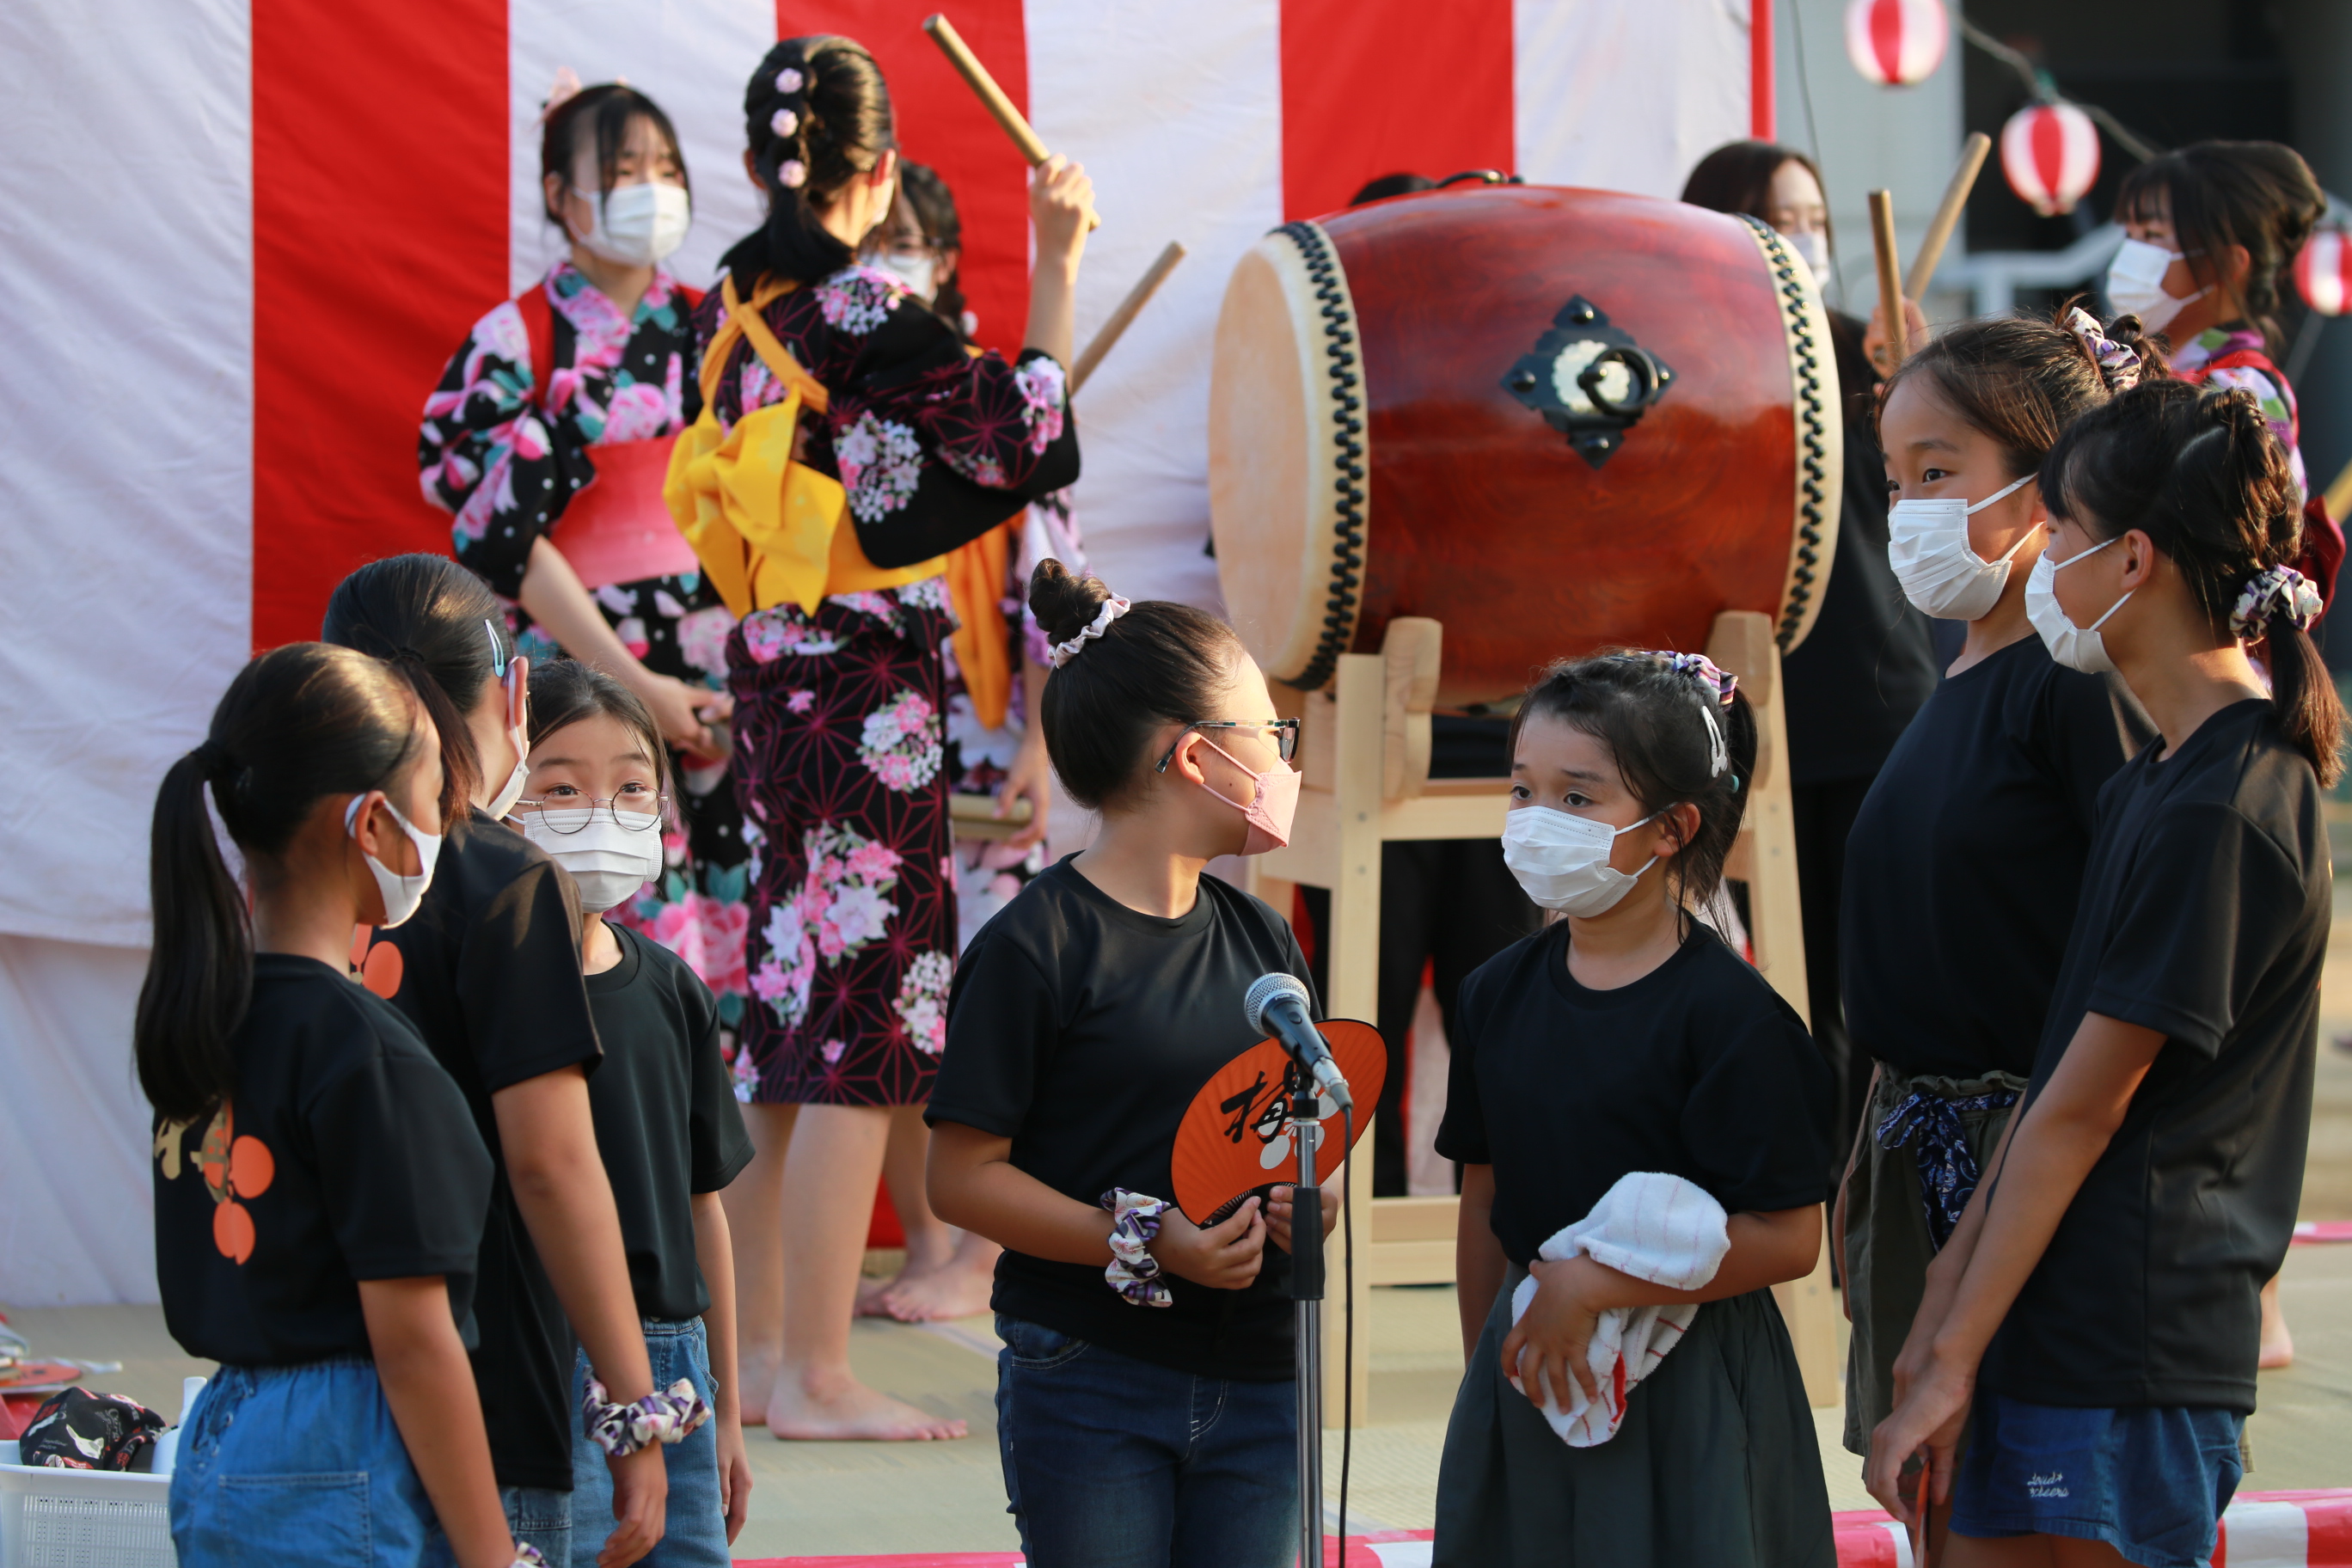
<box><xmin>1435</xmin><ymin>921</ymin><xmax>1834</xmax><ymax>1266</ymax></box>
<box><xmin>1781</xmin><ymin>312</ymin><xmax>1940</xmax><ymax>787</ymax></box>
<box><xmin>928</xmin><ymin>858</ymin><xmax>1314</xmax><ymax>1381</ymax></box>
<box><xmin>368</xmin><ymin>809</ymin><xmax>602</xmax><ymax>1491</ymax></box>
<box><xmin>1982</xmin><ymin>700</ymin><xmax>2328</xmax><ymax>1412</ymax></box>
<box><xmin>156</xmin><ymin>956</ymin><xmax>492</xmax><ymax>1367</ymax></box>
<box><xmin>1841</xmin><ymin>635</ymin><xmax>2153</xmax><ymax>1079</ymax></box>
<box><xmin>584</xmin><ymin>924</ymin><xmax>756</xmax><ymax>1322</ymax></box>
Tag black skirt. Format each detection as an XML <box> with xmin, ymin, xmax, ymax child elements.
<box><xmin>1435</xmin><ymin>1266</ymin><xmax>1835</xmax><ymax>1568</ymax></box>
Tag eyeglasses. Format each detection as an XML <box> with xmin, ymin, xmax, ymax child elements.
<box><xmin>876</xmin><ymin>234</ymin><xmax>949</xmax><ymax>261</ymax></box>
<box><xmin>513</xmin><ymin>792</ymin><xmax>670</xmax><ymax>832</ymax></box>
<box><xmin>1153</xmin><ymin>720</ymin><xmax>1301</xmax><ymax>774</ymax></box>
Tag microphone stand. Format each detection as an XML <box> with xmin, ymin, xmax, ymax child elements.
<box><xmin>1289</xmin><ymin>1070</ymin><xmax>1325</xmax><ymax>1568</ymax></box>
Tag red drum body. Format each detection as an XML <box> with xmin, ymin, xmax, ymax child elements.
<box><xmin>1209</xmin><ymin>185</ymin><xmax>1842</xmax><ymax>707</ymax></box>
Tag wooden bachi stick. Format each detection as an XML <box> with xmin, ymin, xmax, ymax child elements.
<box><xmin>1906</xmin><ymin>132</ymin><xmax>1993</xmax><ymax>300</ymax></box>
<box><xmin>1869</xmin><ymin>189</ymin><xmax>1908</xmax><ymax>367</ymax></box>
<box><xmin>922</xmin><ymin>13</ymin><xmax>1100</xmax><ymax>230</ymax></box>
<box><xmin>1070</xmin><ymin>241</ymin><xmax>1186</xmax><ymax>393</ymax></box>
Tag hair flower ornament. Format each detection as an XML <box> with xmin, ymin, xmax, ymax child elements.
<box><xmin>779</xmin><ymin>159</ymin><xmax>807</xmax><ymax>189</ymax></box>
<box><xmin>775</xmin><ymin>66</ymin><xmax>805</xmax><ymax>94</ymax></box>
<box><xmin>771</xmin><ymin>107</ymin><xmax>799</xmax><ymax>138</ymax></box>
<box><xmin>537</xmin><ymin>66</ymin><xmax>583</xmax><ymax>126</ymax></box>
<box><xmin>2063</xmin><ymin>305</ymin><xmax>2143</xmax><ymax>392</ymax></box>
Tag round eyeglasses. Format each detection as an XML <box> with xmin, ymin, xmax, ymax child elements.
<box><xmin>513</xmin><ymin>792</ymin><xmax>670</xmax><ymax>832</ymax></box>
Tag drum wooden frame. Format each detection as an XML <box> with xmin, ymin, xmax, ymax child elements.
<box><xmin>1210</xmin><ymin>187</ymin><xmax>1843</xmax><ymax>701</ymax></box>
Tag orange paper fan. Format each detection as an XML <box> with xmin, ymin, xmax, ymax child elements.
<box><xmin>1170</xmin><ymin>1019</ymin><xmax>1387</xmax><ymax>1227</ymax></box>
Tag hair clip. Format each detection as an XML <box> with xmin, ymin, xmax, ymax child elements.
<box><xmin>775</xmin><ymin>66</ymin><xmax>805</xmax><ymax>95</ymax></box>
<box><xmin>2230</xmin><ymin>563</ymin><xmax>2323</xmax><ymax>639</ymax></box>
<box><xmin>537</xmin><ymin>66</ymin><xmax>583</xmax><ymax>126</ymax></box>
<box><xmin>1048</xmin><ymin>596</ymin><xmax>1131</xmax><ymax>668</ymax></box>
<box><xmin>1657</xmin><ymin>652</ymin><xmax>1735</xmax><ymax>778</ymax></box>
<box><xmin>779</xmin><ymin>159</ymin><xmax>807</xmax><ymax>189</ymax></box>
<box><xmin>770</xmin><ymin>107</ymin><xmax>798</xmax><ymax>138</ymax></box>
<box><xmin>2063</xmin><ymin>305</ymin><xmax>2142</xmax><ymax>392</ymax></box>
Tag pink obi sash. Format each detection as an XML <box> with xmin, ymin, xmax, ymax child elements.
<box><xmin>551</xmin><ymin>438</ymin><xmax>703</xmax><ymax>588</ymax></box>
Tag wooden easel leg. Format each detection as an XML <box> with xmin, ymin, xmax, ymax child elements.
<box><xmin>1321</xmin><ymin>653</ymin><xmax>1382</xmax><ymax>1430</ymax></box>
<box><xmin>1706</xmin><ymin>611</ymin><xmax>1838</xmax><ymax>1406</ymax></box>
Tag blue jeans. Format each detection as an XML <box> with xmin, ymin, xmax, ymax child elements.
<box><xmin>567</xmin><ymin>1319</ymin><xmax>728</xmax><ymax>1568</ymax></box>
<box><xmin>501</xmin><ymin>1485</ymin><xmax>570</xmax><ymax>1568</ymax></box>
<box><xmin>994</xmin><ymin>1314</ymin><xmax>1297</xmax><ymax>1568</ymax></box>
<box><xmin>169</xmin><ymin>1359</ymin><xmax>454</xmax><ymax>1567</ymax></box>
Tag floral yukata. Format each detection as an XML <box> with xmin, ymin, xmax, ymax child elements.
<box><xmin>695</xmin><ymin>263</ymin><xmax>1078</xmax><ymax>1106</ymax></box>
<box><xmin>420</xmin><ymin>260</ymin><xmax>753</xmax><ymax>1043</ymax></box>
<box><xmin>2173</xmin><ymin>326</ymin><xmax>2306</xmax><ymax>495</ymax></box>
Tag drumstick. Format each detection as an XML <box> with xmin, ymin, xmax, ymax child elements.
<box><xmin>1869</xmin><ymin>189</ymin><xmax>1908</xmax><ymax>367</ymax></box>
<box><xmin>922</xmin><ymin>14</ymin><xmax>1101</xmax><ymax>230</ymax></box>
<box><xmin>1070</xmin><ymin>241</ymin><xmax>1186</xmax><ymax>393</ymax></box>
<box><xmin>1906</xmin><ymin>132</ymin><xmax>1993</xmax><ymax>301</ymax></box>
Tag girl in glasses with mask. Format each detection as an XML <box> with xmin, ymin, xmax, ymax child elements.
<box><xmin>420</xmin><ymin>79</ymin><xmax>752</xmax><ymax>1045</ymax></box>
<box><xmin>1867</xmin><ymin>379</ymin><xmax>2338</xmax><ymax>1568</ymax></box>
<box><xmin>1432</xmin><ymin>650</ymin><xmax>1836</xmax><ymax>1568</ymax></box>
<box><xmin>925</xmin><ymin>561</ymin><xmax>1324</xmax><ymax>1568</ymax></box>
<box><xmin>517</xmin><ymin>660</ymin><xmax>757</xmax><ymax>1567</ymax></box>
<box><xmin>1836</xmin><ymin>310</ymin><xmax>2159</xmax><ymax>1546</ymax></box>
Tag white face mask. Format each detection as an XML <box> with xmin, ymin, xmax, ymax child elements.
<box><xmin>1782</xmin><ymin>229</ymin><xmax>1830</xmax><ymax>282</ymax></box>
<box><xmin>876</xmin><ymin>251</ymin><xmax>937</xmax><ymax>303</ymax></box>
<box><xmin>573</xmin><ymin>181</ymin><xmax>691</xmax><ymax>266</ymax></box>
<box><xmin>2105</xmin><ymin>237</ymin><xmax>2208</xmax><ymax>334</ymax></box>
<box><xmin>2024</xmin><ymin>537</ymin><xmax>2133</xmax><ymax>674</ymax></box>
<box><xmin>346</xmin><ymin>796</ymin><xmax>444</xmax><ymax>929</ymax></box>
<box><xmin>521</xmin><ymin>808</ymin><xmax>664</xmax><ymax>913</ymax></box>
<box><xmin>1501</xmin><ymin>805</ymin><xmax>1661</xmax><ymax>916</ymax></box>
<box><xmin>1886</xmin><ymin>472</ymin><xmax>2040</xmax><ymax>621</ymax></box>
<box><xmin>485</xmin><ymin>719</ymin><xmax>530</xmax><ymax>820</ymax></box>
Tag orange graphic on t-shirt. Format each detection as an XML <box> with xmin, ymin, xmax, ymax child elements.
<box><xmin>353</xmin><ymin>925</ymin><xmax>403</xmax><ymax>999</ymax></box>
<box><xmin>173</xmin><ymin>1102</ymin><xmax>277</xmax><ymax>1265</ymax></box>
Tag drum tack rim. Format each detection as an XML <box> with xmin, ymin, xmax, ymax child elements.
<box><xmin>1738</xmin><ymin>214</ymin><xmax>1843</xmax><ymax>654</ymax></box>
<box><xmin>1271</xmin><ymin>219</ymin><xmax>1369</xmax><ymax>693</ymax></box>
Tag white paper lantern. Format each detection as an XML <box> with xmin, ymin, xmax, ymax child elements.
<box><xmin>2295</xmin><ymin>230</ymin><xmax>2352</xmax><ymax>316</ymax></box>
<box><xmin>2000</xmin><ymin>101</ymin><xmax>2101</xmax><ymax>218</ymax></box>
<box><xmin>1844</xmin><ymin>0</ymin><xmax>1950</xmax><ymax>88</ymax></box>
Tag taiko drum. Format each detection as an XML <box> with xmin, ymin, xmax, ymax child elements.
<box><xmin>1208</xmin><ymin>184</ymin><xmax>1843</xmax><ymax>707</ymax></box>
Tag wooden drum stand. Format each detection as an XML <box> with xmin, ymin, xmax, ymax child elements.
<box><xmin>1248</xmin><ymin>611</ymin><xmax>1840</xmax><ymax>1428</ymax></box>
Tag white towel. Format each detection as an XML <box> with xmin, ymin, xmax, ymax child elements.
<box><xmin>1506</xmin><ymin>1171</ymin><xmax>1730</xmax><ymax>1447</ymax></box>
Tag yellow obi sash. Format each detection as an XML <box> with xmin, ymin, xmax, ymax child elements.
<box><xmin>664</xmin><ymin>275</ymin><xmax>942</xmax><ymax>617</ymax></box>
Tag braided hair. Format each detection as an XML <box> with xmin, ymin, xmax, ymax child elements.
<box><xmin>2043</xmin><ymin>380</ymin><xmax>2344</xmax><ymax>784</ymax></box>
<box><xmin>137</xmin><ymin>645</ymin><xmax>428</xmax><ymax>1121</ymax></box>
<box><xmin>720</xmin><ymin>36</ymin><xmax>896</xmax><ymax>291</ymax></box>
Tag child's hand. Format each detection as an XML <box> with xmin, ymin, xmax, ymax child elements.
<box><xmin>1501</xmin><ymin>1257</ymin><xmax>1606</xmax><ymax>1412</ymax></box>
<box><xmin>1030</xmin><ymin>154</ymin><xmax>1094</xmax><ymax>263</ymax></box>
<box><xmin>716</xmin><ymin>1412</ymin><xmax>752</xmax><ymax>1544</ymax></box>
<box><xmin>1265</xmin><ymin>1183</ymin><xmax>1340</xmax><ymax>1254</ymax></box>
<box><xmin>1149</xmin><ymin>1197</ymin><xmax>1265</xmax><ymax>1289</ymax></box>
<box><xmin>1865</xmin><ymin>1349</ymin><xmax>1973</xmax><ymax>1525</ymax></box>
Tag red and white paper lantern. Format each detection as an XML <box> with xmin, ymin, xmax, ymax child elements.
<box><xmin>2001</xmin><ymin>101</ymin><xmax>2100</xmax><ymax>217</ymax></box>
<box><xmin>1843</xmin><ymin>0</ymin><xmax>1949</xmax><ymax>87</ymax></box>
<box><xmin>2295</xmin><ymin>229</ymin><xmax>2352</xmax><ymax>316</ymax></box>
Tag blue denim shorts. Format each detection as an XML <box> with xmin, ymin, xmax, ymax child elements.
<box><xmin>994</xmin><ymin>1314</ymin><xmax>1296</xmax><ymax>1568</ymax></box>
<box><xmin>567</xmin><ymin>1318</ymin><xmax>729</xmax><ymax>1568</ymax></box>
<box><xmin>1951</xmin><ymin>1394</ymin><xmax>2245</xmax><ymax>1568</ymax></box>
<box><xmin>169</xmin><ymin>1359</ymin><xmax>456</xmax><ymax>1568</ymax></box>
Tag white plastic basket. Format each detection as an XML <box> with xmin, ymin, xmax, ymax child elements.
<box><xmin>0</xmin><ymin>1376</ymin><xmax>200</xmax><ymax>1568</ymax></box>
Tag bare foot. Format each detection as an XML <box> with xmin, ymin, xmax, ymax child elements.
<box><xmin>877</xmin><ymin>1256</ymin><xmax>997</xmax><ymax>1322</ymax></box>
<box><xmin>854</xmin><ymin>1271</ymin><xmax>897</xmax><ymax>1317</ymax></box>
<box><xmin>737</xmin><ymin>1348</ymin><xmax>779</xmax><ymax>1425</ymax></box>
<box><xmin>2260</xmin><ymin>1277</ymin><xmax>2294</xmax><ymax>1369</ymax></box>
<box><xmin>765</xmin><ymin>1375</ymin><xmax>967</xmax><ymax>1441</ymax></box>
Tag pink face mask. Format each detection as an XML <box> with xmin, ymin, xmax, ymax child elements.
<box><xmin>1195</xmin><ymin>736</ymin><xmax>1302</xmax><ymax>855</ymax></box>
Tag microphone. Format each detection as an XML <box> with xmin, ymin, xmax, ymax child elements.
<box><xmin>1245</xmin><ymin>973</ymin><xmax>1353</xmax><ymax>1112</ymax></box>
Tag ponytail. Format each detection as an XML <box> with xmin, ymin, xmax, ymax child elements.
<box><xmin>720</xmin><ymin>36</ymin><xmax>895</xmax><ymax>291</ymax></box>
<box><xmin>2045</xmin><ymin>379</ymin><xmax>2346</xmax><ymax>784</ymax></box>
<box><xmin>136</xmin><ymin>644</ymin><xmax>427</xmax><ymax>1121</ymax></box>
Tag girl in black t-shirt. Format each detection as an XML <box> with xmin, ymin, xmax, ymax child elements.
<box><xmin>140</xmin><ymin>643</ymin><xmax>522</xmax><ymax>1567</ymax></box>
<box><xmin>324</xmin><ymin>555</ymin><xmax>677</xmax><ymax>1566</ymax></box>
<box><xmin>1836</xmin><ymin>309</ymin><xmax>2156</xmax><ymax>1476</ymax></box>
<box><xmin>515</xmin><ymin>660</ymin><xmax>758</xmax><ymax>1565</ymax></box>
<box><xmin>1432</xmin><ymin>651</ymin><xmax>1836</xmax><ymax>1568</ymax></box>
<box><xmin>926</xmin><ymin>563</ymin><xmax>1326</xmax><ymax>1568</ymax></box>
<box><xmin>1867</xmin><ymin>383</ymin><xmax>2340</xmax><ymax>1568</ymax></box>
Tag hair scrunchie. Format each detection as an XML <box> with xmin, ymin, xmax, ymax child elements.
<box><xmin>2063</xmin><ymin>305</ymin><xmax>2144</xmax><ymax>393</ymax></box>
<box><xmin>1100</xmin><ymin>1188</ymin><xmax>1173</xmax><ymax>1307</ymax></box>
<box><xmin>1048</xmin><ymin>596</ymin><xmax>1131</xmax><ymax>669</ymax></box>
<box><xmin>1661</xmin><ymin>651</ymin><xmax>1737</xmax><ymax>779</ymax></box>
<box><xmin>580</xmin><ymin>1376</ymin><xmax>713</xmax><ymax>1458</ymax></box>
<box><xmin>2230</xmin><ymin>563</ymin><xmax>2324</xmax><ymax>640</ymax></box>
<box><xmin>511</xmin><ymin>1546</ymin><xmax>548</xmax><ymax>1567</ymax></box>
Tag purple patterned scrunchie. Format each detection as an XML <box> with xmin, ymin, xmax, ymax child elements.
<box><xmin>580</xmin><ymin>1375</ymin><xmax>714</xmax><ymax>1458</ymax></box>
<box><xmin>1100</xmin><ymin>1188</ymin><xmax>1173</xmax><ymax>1308</ymax></box>
<box><xmin>1659</xmin><ymin>650</ymin><xmax>1738</xmax><ymax>707</ymax></box>
<box><xmin>2063</xmin><ymin>305</ymin><xmax>2144</xmax><ymax>392</ymax></box>
<box><xmin>512</xmin><ymin>1546</ymin><xmax>548</xmax><ymax>1567</ymax></box>
<box><xmin>2231</xmin><ymin>563</ymin><xmax>2324</xmax><ymax>640</ymax></box>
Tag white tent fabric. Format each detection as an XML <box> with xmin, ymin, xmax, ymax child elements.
<box><xmin>2</xmin><ymin>0</ymin><xmax>1751</xmax><ymax>1302</ymax></box>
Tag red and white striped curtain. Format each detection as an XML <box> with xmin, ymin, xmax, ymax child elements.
<box><xmin>3</xmin><ymin>0</ymin><xmax>1755</xmax><ymax>946</ymax></box>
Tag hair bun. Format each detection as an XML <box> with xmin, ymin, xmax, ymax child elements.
<box><xmin>1028</xmin><ymin>559</ymin><xmax>1112</xmax><ymax>646</ymax></box>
